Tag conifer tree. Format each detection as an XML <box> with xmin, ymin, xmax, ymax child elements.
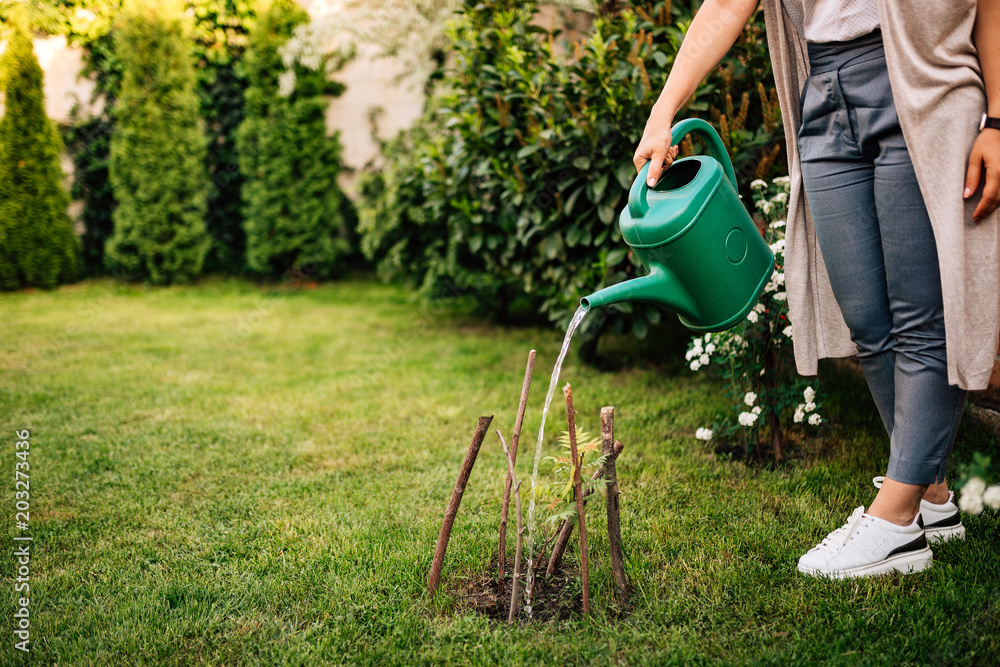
<box><xmin>105</xmin><ymin>0</ymin><xmax>210</xmax><ymax>284</ymax></box>
<box><xmin>0</xmin><ymin>8</ymin><xmax>78</xmax><ymax>290</ymax></box>
<box><xmin>236</xmin><ymin>0</ymin><xmax>349</xmax><ymax>280</ymax></box>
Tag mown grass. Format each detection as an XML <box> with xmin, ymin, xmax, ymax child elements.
<box><xmin>0</xmin><ymin>278</ymin><xmax>997</xmax><ymax>665</ymax></box>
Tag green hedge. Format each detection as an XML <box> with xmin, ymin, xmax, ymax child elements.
<box><xmin>104</xmin><ymin>0</ymin><xmax>211</xmax><ymax>284</ymax></box>
<box><xmin>359</xmin><ymin>0</ymin><xmax>783</xmax><ymax>342</ymax></box>
<box><xmin>235</xmin><ymin>0</ymin><xmax>350</xmax><ymax>281</ymax></box>
<box><xmin>0</xmin><ymin>8</ymin><xmax>78</xmax><ymax>290</ymax></box>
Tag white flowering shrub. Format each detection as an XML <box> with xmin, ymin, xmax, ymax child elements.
<box><xmin>956</xmin><ymin>453</ymin><xmax>1000</xmax><ymax>516</ymax></box>
<box><xmin>688</xmin><ymin>177</ymin><xmax>825</xmax><ymax>459</ymax></box>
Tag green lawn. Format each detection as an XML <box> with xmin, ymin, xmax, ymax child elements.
<box><xmin>1</xmin><ymin>278</ymin><xmax>998</xmax><ymax>665</ymax></box>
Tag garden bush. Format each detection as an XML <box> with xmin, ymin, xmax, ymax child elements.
<box><xmin>236</xmin><ymin>0</ymin><xmax>351</xmax><ymax>281</ymax></box>
<box><xmin>358</xmin><ymin>0</ymin><xmax>783</xmax><ymax>343</ymax></box>
<box><xmin>0</xmin><ymin>7</ymin><xmax>79</xmax><ymax>290</ymax></box>
<box><xmin>104</xmin><ymin>0</ymin><xmax>211</xmax><ymax>284</ymax></box>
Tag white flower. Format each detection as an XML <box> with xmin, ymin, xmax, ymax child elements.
<box><xmin>769</xmin><ymin>219</ymin><xmax>786</xmax><ymax>229</ymax></box>
<box><xmin>300</xmin><ymin>53</ymin><xmax>322</xmax><ymax>71</ymax></box>
<box><xmin>706</xmin><ymin>343</ymin><xmax>716</xmax><ymax>354</ymax></box>
<box><xmin>964</xmin><ymin>477</ymin><xmax>987</xmax><ymax>498</ymax></box>
<box><xmin>793</xmin><ymin>405</ymin><xmax>805</xmax><ymax>423</ymax></box>
<box><xmin>782</xmin><ymin>325</ymin><xmax>793</xmax><ymax>339</ymax></box>
<box><xmin>738</xmin><ymin>411</ymin><xmax>759</xmax><ymax>427</ymax></box>
<box><xmin>704</xmin><ymin>334</ymin><xmax>712</xmax><ymax>342</ymax></box>
<box><xmin>752</xmin><ymin>406</ymin><xmax>762</xmax><ymax>415</ymax></box>
<box><xmin>773</xmin><ymin>176</ymin><xmax>791</xmax><ymax>186</ymax></box>
<box><xmin>686</xmin><ymin>347</ymin><xmax>699</xmax><ymax>361</ymax></box>
<box><xmin>773</xmin><ymin>272</ymin><xmax>785</xmax><ymax>286</ymax></box>
<box><xmin>959</xmin><ymin>490</ymin><xmax>984</xmax><ymax>515</ymax></box>
<box><xmin>695</xmin><ymin>428</ymin><xmax>714</xmax><ymax>441</ymax></box>
<box><xmin>764</xmin><ymin>281</ymin><xmax>776</xmax><ymax>293</ymax></box>
<box><xmin>808</xmin><ymin>413</ymin><xmax>822</xmax><ymax>426</ymax></box>
<box><xmin>751</xmin><ymin>179</ymin><xmax>767</xmax><ymax>190</ymax></box>
<box><xmin>747</xmin><ymin>310</ymin><xmax>759</xmax><ymax>323</ymax></box>
<box><xmin>774</xmin><ymin>192</ymin><xmax>788</xmax><ymax>204</ymax></box>
<box><xmin>754</xmin><ymin>303</ymin><xmax>766</xmax><ymax>314</ymax></box>
<box><xmin>690</xmin><ymin>359</ymin><xmax>702</xmax><ymax>371</ymax></box>
<box><xmin>774</xmin><ymin>292</ymin><xmax>787</xmax><ymax>302</ymax></box>
<box><xmin>744</xmin><ymin>392</ymin><xmax>757</xmax><ymax>406</ymax></box>
<box><xmin>984</xmin><ymin>485</ymin><xmax>1000</xmax><ymax>510</ymax></box>
<box><xmin>769</xmin><ymin>239</ymin><xmax>786</xmax><ymax>254</ymax></box>
<box><xmin>759</xmin><ymin>200</ymin><xmax>773</xmax><ymax>215</ymax></box>
<box><xmin>699</xmin><ymin>354</ymin><xmax>710</xmax><ymax>366</ymax></box>
<box><xmin>804</xmin><ymin>402</ymin><xmax>816</xmax><ymax>413</ymax></box>
<box><xmin>278</xmin><ymin>70</ymin><xmax>297</xmax><ymax>97</ymax></box>
<box><xmin>803</xmin><ymin>386</ymin><xmax>816</xmax><ymax>403</ymax></box>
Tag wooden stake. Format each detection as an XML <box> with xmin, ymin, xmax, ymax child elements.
<box><xmin>545</xmin><ymin>440</ymin><xmax>623</xmax><ymax>577</ymax></box>
<box><xmin>499</xmin><ymin>350</ymin><xmax>536</xmax><ymax>596</ymax></box>
<box><xmin>602</xmin><ymin>407</ymin><xmax>627</xmax><ymax>601</ymax></box>
<box><xmin>562</xmin><ymin>383</ymin><xmax>590</xmax><ymax>614</ymax></box>
<box><xmin>497</xmin><ymin>431</ymin><xmax>524</xmax><ymax>624</ymax></box>
<box><xmin>428</xmin><ymin>415</ymin><xmax>493</xmax><ymax>597</ymax></box>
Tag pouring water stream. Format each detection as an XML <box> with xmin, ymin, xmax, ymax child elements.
<box><xmin>523</xmin><ymin>304</ymin><xmax>588</xmax><ymax>616</ymax></box>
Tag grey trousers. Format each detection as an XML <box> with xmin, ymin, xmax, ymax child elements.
<box><xmin>797</xmin><ymin>30</ymin><xmax>967</xmax><ymax>486</ymax></box>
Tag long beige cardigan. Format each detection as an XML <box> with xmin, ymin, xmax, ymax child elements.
<box><xmin>761</xmin><ymin>0</ymin><xmax>1000</xmax><ymax>391</ymax></box>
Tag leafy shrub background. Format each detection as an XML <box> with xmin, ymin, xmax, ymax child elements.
<box><xmin>0</xmin><ymin>7</ymin><xmax>79</xmax><ymax>290</ymax></box>
<box><xmin>104</xmin><ymin>0</ymin><xmax>211</xmax><ymax>284</ymax></box>
<box><xmin>235</xmin><ymin>0</ymin><xmax>351</xmax><ymax>280</ymax></box>
<box><xmin>358</xmin><ymin>0</ymin><xmax>784</xmax><ymax>345</ymax></box>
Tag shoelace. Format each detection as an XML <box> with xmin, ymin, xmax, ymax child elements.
<box><xmin>811</xmin><ymin>506</ymin><xmax>867</xmax><ymax>554</ymax></box>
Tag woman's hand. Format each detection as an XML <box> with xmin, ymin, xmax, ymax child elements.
<box><xmin>634</xmin><ymin>105</ymin><xmax>680</xmax><ymax>186</ymax></box>
<box><xmin>964</xmin><ymin>128</ymin><xmax>1000</xmax><ymax>224</ymax></box>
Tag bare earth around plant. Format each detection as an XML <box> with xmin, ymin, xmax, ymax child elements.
<box><xmin>0</xmin><ymin>279</ymin><xmax>998</xmax><ymax>665</ymax></box>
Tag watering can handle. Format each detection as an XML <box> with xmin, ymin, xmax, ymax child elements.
<box><xmin>629</xmin><ymin>118</ymin><xmax>738</xmax><ymax>219</ymax></box>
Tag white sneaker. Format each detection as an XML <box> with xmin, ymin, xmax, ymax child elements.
<box><xmin>797</xmin><ymin>506</ymin><xmax>932</xmax><ymax>579</ymax></box>
<box><xmin>873</xmin><ymin>476</ymin><xmax>965</xmax><ymax>544</ymax></box>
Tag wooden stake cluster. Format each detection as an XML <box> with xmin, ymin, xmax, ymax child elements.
<box><xmin>427</xmin><ymin>415</ymin><xmax>493</xmax><ymax>597</ymax></box>
<box><xmin>427</xmin><ymin>350</ymin><xmax>630</xmax><ymax>619</ymax></box>
<box><xmin>562</xmin><ymin>383</ymin><xmax>591</xmax><ymax>615</ymax></box>
<box><xmin>498</xmin><ymin>350</ymin><xmax>536</xmax><ymax>597</ymax></box>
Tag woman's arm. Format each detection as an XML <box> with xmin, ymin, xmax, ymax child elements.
<box><xmin>633</xmin><ymin>0</ymin><xmax>759</xmax><ymax>186</ymax></box>
<box><xmin>966</xmin><ymin>0</ymin><xmax>1000</xmax><ymax>223</ymax></box>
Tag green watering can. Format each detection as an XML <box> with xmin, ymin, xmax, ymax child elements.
<box><xmin>581</xmin><ymin>118</ymin><xmax>774</xmax><ymax>332</ymax></box>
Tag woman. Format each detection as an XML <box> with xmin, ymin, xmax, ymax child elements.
<box><xmin>634</xmin><ymin>0</ymin><xmax>1000</xmax><ymax>578</ymax></box>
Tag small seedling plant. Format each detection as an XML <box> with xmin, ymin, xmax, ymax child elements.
<box><xmin>539</xmin><ymin>427</ymin><xmax>609</xmax><ymax>526</ymax></box>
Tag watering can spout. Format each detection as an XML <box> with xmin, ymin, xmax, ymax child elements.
<box><xmin>581</xmin><ymin>269</ymin><xmax>696</xmax><ymax>320</ymax></box>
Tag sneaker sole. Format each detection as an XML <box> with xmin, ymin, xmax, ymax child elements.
<box><xmin>797</xmin><ymin>547</ymin><xmax>934</xmax><ymax>579</ymax></box>
<box><xmin>926</xmin><ymin>523</ymin><xmax>965</xmax><ymax>544</ymax></box>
